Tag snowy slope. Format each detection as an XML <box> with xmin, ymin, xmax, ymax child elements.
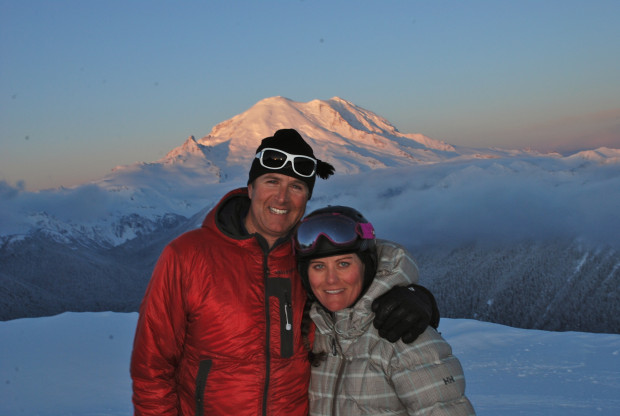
<box><xmin>1</xmin><ymin>312</ymin><xmax>619</xmax><ymax>416</ymax></box>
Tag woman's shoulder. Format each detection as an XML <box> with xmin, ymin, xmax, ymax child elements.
<box><xmin>372</xmin><ymin>239</ymin><xmax>419</xmax><ymax>287</ymax></box>
<box><xmin>375</xmin><ymin>239</ymin><xmax>416</xmax><ymax>266</ymax></box>
<box><xmin>375</xmin><ymin>239</ymin><xmax>407</xmax><ymax>255</ymax></box>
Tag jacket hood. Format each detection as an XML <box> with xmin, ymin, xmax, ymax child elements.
<box><xmin>202</xmin><ymin>187</ymin><xmax>251</xmax><ymax>238</ymax></box>
<box><xmin>202</xmin><ymin>187</ymin><xmax>296</xmax><ymax>252</ymax></box>
<box><xmin>356</xmin><ymin>239</ymin><xmax>419</xmax><ymax>310</ymax></box>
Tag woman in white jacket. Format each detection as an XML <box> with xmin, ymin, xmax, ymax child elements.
<box><xmin>294</xmin><ymin>206</ymin><xmax>476</xmax><ymax>416</ymax></box>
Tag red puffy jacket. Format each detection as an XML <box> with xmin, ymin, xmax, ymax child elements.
<box><xmin>130</xmin><ymin>188</ymin><xmax>310</xmax><ymax>415</ymax></box>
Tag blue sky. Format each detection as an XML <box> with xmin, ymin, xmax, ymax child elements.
<box><xmin>1</xmin><ymin>0</ymin><xmax>619</xmax><ymax>191</ymax></box>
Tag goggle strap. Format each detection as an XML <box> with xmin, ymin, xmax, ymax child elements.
<box><xmin>358</xmin><ymin>222</ymin><xmax>375</xmax><ymax>239</ymax></box>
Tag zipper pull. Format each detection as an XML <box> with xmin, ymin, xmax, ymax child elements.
<box><xmin>284</xmin><ymin>290</ymin><xmax>292</xmax><ymax>331</ymax></box>
<box><xmin>331</xmin><ymin>338</ymin><xmax>337</xmax><ymax>356</ymax></box>
<box><xmin>284</xmin><ymin>303</ymin><xmax>292</xmax><ymax>331</ymax></box>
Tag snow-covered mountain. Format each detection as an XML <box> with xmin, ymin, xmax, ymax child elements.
<box><xmin>1</xmin><ymin>96</ymin><xmax>619</xmax><ymax>333</ymax></box>
<box><xmin>1</xmin><ymin>96</ymin><xmax>547</xmax><ymax>248</ymax></box>
<box><xmin>163</xmin><ymin>96</ymin><xmax>550</xmax><ymax>178</ymax></box>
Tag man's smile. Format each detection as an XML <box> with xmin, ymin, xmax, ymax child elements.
<box><xmin>269</xmin><ymin>206</ymin><xmax>288</xmax><ymax>215</ymax></box>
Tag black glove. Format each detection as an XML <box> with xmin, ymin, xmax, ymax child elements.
<box><xmin>371</xmin><ymin>284</ymin><xmax>440</xmax><ymax>344</ymax></box>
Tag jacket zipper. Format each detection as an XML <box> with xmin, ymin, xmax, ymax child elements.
<box><xmin>284</xmin><ymin>290</ymin><xmax>292</xmax><ymax>331</ymax></box>
<box><xmin>262</xmin><ymin>254</ymin><xmax>270</xmax><ymax>416</ymax></box>
<box><xmin>331</xmin><ymin>336</ymin><xmax>346</xmax><ymax>416</ymax></box>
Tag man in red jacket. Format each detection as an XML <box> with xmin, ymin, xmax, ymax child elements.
<box><xmin>130</xmin><ymin>129</ymin><xmax>439</xmax><ymax>416</ymax></box>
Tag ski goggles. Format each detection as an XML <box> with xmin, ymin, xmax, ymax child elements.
<box><xmin>294</xmin><ymin>213</ymin><xmax>375</xmax><ymax>255</ymax></box>
<box><xmin>254</xmin><ymin>148</ymin><xmax>318</xmax><ymax>178</ymax></box>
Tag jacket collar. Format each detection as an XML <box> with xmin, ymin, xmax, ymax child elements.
<box><xmin>204</xmin><ymin>187</ymin><xmax>294</xmax><ymax>251</ymax></box>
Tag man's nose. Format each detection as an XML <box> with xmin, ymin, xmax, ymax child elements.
<box><xmin>275</xmin><ymin>185</ymin><xmax>289</xmax><ymax>202</ymax></box>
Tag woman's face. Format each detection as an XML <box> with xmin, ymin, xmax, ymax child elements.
<box><xmin>308</xmin><ymin>253</ymin><xmax>364</xmax><ymax>312</ymax></box>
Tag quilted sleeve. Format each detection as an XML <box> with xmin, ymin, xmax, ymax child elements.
<box><xmin>390</xmin><ymin>328</ymin><xmax>476</xmax><ymax>415</ymax></box>
<box><xmin>130</xmin><ymin>244</ymin><xmax>188</xmax><ymax>416</ymax></box>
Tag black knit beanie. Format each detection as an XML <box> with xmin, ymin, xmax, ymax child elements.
<box><xmin>247</xmin><ymin>129</ymin><xmax>335</xmax><ymax>198</ymax></box>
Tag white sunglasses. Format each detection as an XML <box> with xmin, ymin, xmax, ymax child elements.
<box><xmin>255</xmin><ymin>148</ymin><xmax>317</xmax><ymax>177</ymax></box>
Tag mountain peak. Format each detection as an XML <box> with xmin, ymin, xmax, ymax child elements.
<box><xmin>107</xmin><ymin>96</ymin><xmax>585</xmax><ymax>191</ymax></box>
<box><xmin>568</xmin><ymin>147</ymin><xmax>620</xmax><ymax>164</ymax></box>
<box><xmin>160</xmin><ymin>135</ymin><xmax>206</xmax><ymax>164</ymax></box>
<box><xmin>190</xmin><ymin>96</ymin><xmax>462</xmax><ymax>176</ymax></box>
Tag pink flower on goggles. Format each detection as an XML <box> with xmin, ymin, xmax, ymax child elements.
<box><xmin>294</xmin><ymin>213</ymin><xmax>375</xmax><ymax>255</ymax></box>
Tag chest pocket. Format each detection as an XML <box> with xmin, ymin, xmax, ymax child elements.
<box><xmin>266</xmin><ymin>278</ymin><xmax>294</xmax><ymax>358</ymax></box>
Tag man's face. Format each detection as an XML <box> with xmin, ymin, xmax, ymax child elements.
<box><xmin>246</xmin><ymin>173</ymin><xmax>310</xmax><ymax>247</ymax></box>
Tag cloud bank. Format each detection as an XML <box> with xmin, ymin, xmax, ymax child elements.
<box><xmin>310</xmin><ymin>158</ymin><xmax>620</xmax><ymax>250</ymax></box>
